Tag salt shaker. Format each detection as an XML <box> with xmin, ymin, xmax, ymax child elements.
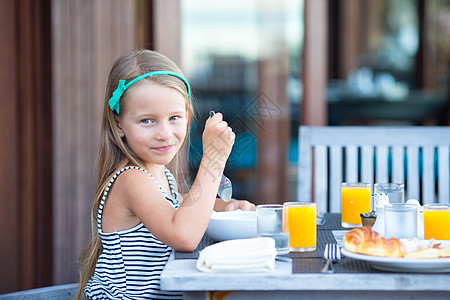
<box><xmin>372</xmin><ymin>193</ymin><xmax>389</xmax><ymax>237</ymax></box>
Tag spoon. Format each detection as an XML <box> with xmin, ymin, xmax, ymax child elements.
<box><xmin>209</xmin><ymin>110</ymin><xmax>233</xmax><ymax>202</ymax></box>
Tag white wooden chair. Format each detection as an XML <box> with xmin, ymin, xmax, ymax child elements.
<box><xmin>297</xmin><ymin>126</ymin><xmax>450</xmax><ymax>216</ymax></box>
<box><xmin>0</xmin><ymin>283</ymin><xmax>78</xmax><ymax>299</ymax></box>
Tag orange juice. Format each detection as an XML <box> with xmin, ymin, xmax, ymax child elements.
<box><xmin>285</xmin><ymin>202</ymin><xmax>316</xmax><ymax>252</ymax></box>
<box><xmin>341</xmin><ymin>183</ymin><xmax>371</xmax><ymax>228</ymax></box>
<box><xmin>424</xmin><ymin>204</ymin><xmax>450</xmax><ymax>240</ymax></box>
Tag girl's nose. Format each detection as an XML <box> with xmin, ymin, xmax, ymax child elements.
<box><xmin>156</xmin><ymin>123</ymin><xmax>172</xmax><ymax>140</ymax></box>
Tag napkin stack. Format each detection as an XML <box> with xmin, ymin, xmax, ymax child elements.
<box><xmin>196</xmin><ymin>237</ymin><xmax>277</xmax><ymax>273</ymax></box>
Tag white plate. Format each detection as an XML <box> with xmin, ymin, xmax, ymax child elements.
<box><xmin>206</xmin><ymin>211</ymin><xmax>257</xmax><ymax>241</ymax></box>
<box><xmin>341</xmin><ymin>241</ymin><xmax>450</xmax><ymax>273</ymax></box>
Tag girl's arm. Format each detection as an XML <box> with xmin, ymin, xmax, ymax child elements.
<box><xmin>123</xmin><ymin>113</ymin><xmax>236</xmax><ymax>251</ymax></box>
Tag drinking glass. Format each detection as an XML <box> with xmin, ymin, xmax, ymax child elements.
<box><xmin>374</xmin><ymin>183</ymin><xmax>405</xmax><ymax>204</ymax></box>
<box><xmin>256</xmin><ymin>204</ymin><xmax>290</xmax><ymax>255</ymax></box>
<box><xmin>384</xmin><ymin>203</ymin><xmax>418</xmax><ymax>239</ymax></box>
<box><xmin>424</xmin><ymin>204</ymin><xmax>450</xmax><ymax>240</ymax></box>
<box><xmin>341</xmin><ymin>183</ymin><xmax>371</xmax><ymax>228</ymax></box>
<box><xmin>284</xmin><ymin>202</ymin><xmax>316</xmax><ymax>252</ymax></box>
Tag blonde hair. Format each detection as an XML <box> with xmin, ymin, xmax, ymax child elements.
<box><xmin>76</xmin><ymin>50</ymin><xmax>193</xmax><ymax>299</ymax></box>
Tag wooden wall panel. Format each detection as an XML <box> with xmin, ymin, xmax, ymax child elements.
<box><xmin>0</xmin><ymin>0</ymin><xmax>20</xmax><ymax>293</ymax></box>
<box><xmin>18</xmin><ymin>0</ymin><xmax>38</xmax><ymax>289</ymax></box>
<box><xmin>0</xmin><ymin>0</ymin><xmax>52</xmax><ymax>293</ymax></box>
<box><xmin>31</xmin><ymin>0</ymin><xmax>53</xmax><ymax>288</ymax></box>
<box><xmin>52</xmin><ymin>0</ymin><xmax>136</xmax><ymax>284</ymax></box>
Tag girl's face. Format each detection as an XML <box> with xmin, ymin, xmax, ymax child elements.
<box><xmin>116</xmin><ymin>82</ymin><xmax>188</xmax><ymax>167</ymax></box>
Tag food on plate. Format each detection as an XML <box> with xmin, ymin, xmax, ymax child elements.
<box><xmin>404</xmin><ymin>247</ymin><xmax>440</xmax><ymax>258</ymax></box>
<box><xmin>343</xmin><ymin>226</ymin><xmax>450</xmax><ymax>258</ymax></box>
<box><xmin>343</xmin><ymin>226</ymin><xmax>405</xmax><ymax>257</ymax></box>
<box><xmin>403</xmin><ymin>245</ymin><xmax>450</xmax><ymax>258</ymax></box>
<box><xmin>399</xmin><ymin>238</ymin><xmax>440</xmax><ymax>253</ymax></box>
<box><xmin>438</xmin><ymin>246</ymin><xmax>450</xmax><ymax>257</ymax></box>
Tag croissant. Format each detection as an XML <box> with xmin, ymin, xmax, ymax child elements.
<box><xmin>343</xmin><ymin>226</ymin><xmax>405</xmax><ymax>257</ymax></box>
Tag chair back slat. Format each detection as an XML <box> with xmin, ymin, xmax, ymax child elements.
<box><xmin>329</xmin><ymin>145</ymin><xmax>342</xmax><ymax>213</ymax></box>
<box><xmin>314</xmin><ymin>145</ymin><xmax>328</xmax><ymax>213</ymax></box>
<box><xmin>406</xmin><ymin>146</ymin><xmax>420</xmax><ymax>200</ymax></box>
<box><xmin>345</xmin><ymin>145</ymin><xmax>358</xmax><ymax>182</ymax></box>
<box><xmin>392</xmin><ymin>146</ymin><xmax>404</xmax><ymax>183</ymax></box>
<box><xmin>375</xmin><ymin>146</ymin><xmax>389</xmax><ymax>183</ymax></box>
<box><xmin>361</xmin><ymin>145</ymin><xmax>374</xmax><ymax>185</ymax></box>
<box><xmin>298</xmin><ymin>127</ymin><xmax>312</xmax><ymax>202</ymax></box>
<box><xmin>438</xmin><ymin>146</ymin><xmax>450</xmax><ymax>203</ymax></box>
<box><xmin>422</xmin><ymin>146</ymin><xmax>435</xmax><ymax>204</ymax></box>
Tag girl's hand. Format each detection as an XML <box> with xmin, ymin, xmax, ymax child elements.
<box><xmin>214</xmin><ymin>198</ymin><xmax>256</xmax><ymax>212</ymax></box>
<box><xmin>202</xmin><ymin>112</ymin><xmax>235</xmax><ymax>164</ymax></box>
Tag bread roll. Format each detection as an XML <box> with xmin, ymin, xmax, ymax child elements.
<box><xmin>343</xmin><ymin>226</ymin><xmax>405</xmax><ymax>257</ymax></box>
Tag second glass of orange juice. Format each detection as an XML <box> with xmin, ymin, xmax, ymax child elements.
<box><xmin>284</xmin><ymin>202</ymin><xmax>316</xmax><ymax>252</ymax></box>
<box><xmin>341</xmin><ymin>183</ymin><xmax>371</xmax><ymax>228</ymax></box>
<box><xmin>424</xmin><ymin>204</ymin><xmax>450</xmax><ymax>240</ymax></box>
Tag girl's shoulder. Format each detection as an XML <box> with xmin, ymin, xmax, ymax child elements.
<box><xmin>111</xmin><ymin>166</ymin><xmax>154</xmax><ymax>186</ymax></box>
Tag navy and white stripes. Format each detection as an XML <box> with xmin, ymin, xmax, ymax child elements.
<box><xmin>85</xmin><ymin>166</ymin><xmax>182</xmax><ymax>299</ymax></box>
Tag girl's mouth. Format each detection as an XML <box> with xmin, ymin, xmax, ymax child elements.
<box><xmin>153</xmin><ymin>145</ymin><xmax>174</xmax><ymax>152</ymax></box>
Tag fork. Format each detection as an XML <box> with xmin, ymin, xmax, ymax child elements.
<box><xmin>320</xmin><ymin>243</ymin><xmax>341</xmax><ymax>273</ymax></box>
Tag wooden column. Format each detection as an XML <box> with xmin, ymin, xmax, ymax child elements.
<box><xmin>338</xmin><ymin>0</ymin><xmax>362</xmax><ymax>79</ymax></box>
<box><xmin>417</xmin><ymin>0</ymin><xmax>436</xmax><ymax>90</ymax></box>
<box><xmin>257</xmin><ymin>54</ymin><xmax>290</xmax><ymax>205</ymax></box>
<box><xmin>362</xmin><ymin>0</ymin><xmax>382</xmax><ymax>55</ymax></box>
<box><xmin>153</xmin><ymin>0</ymin><xmax>181</xmax><ymax>66</ymax></box>
<box><xmin>302</xmin><ymin>0</ymin><xmax>328</xmax><ymax>126</ymax></box>
<box><xmin>51</xmin><ymin>0</ymin><xmax>136</xmax><ymax>284</ymax></box>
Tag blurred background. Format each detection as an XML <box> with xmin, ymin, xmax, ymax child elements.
<box><xmin>0</xmin><ymin>0</ymin><xmax>449</xmax><ymax>293</ymax></box>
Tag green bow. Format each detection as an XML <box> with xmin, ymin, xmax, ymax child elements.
<box><xmin>109</xmin><ymin>80</ymin><xmax>126</xmax><ymax>114</ymax></box>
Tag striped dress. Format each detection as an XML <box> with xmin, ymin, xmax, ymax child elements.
<box><xmin>85</xmin><ymin>166</ymin><xmax>182</xmax><ymax>300</ymax></box>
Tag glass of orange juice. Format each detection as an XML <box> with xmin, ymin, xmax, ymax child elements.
<box><xmin>284</xmin><ymin>202</ymin><xmax>316</xmax><ymax>252</ymax></box>
<box><xmin>341</xmin><ymin>182</ymin><xmax>371</xmax><ymax>228</ymax></box>
<box><xmin>424</xmin><ymin>204</ymin><xmax>450</xmax><ymax>240</ymax></box>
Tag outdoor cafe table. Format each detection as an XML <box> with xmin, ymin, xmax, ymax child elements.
<box><xmin>160</xmin><ymin>214</ymin><xmax>450</xmax><ymax>299</ymax></box>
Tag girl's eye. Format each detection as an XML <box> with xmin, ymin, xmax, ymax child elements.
<box><xmin>170</xmin><ymin>116</ymin><xmax>181</xmax><ymax>121</ymax></box>
<box><xmin>141</xmin><ymin>119</ymin><xmax>153</xmax><ymax>124</ymax></box>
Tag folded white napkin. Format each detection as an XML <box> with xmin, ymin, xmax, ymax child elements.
<box><xmin>196</xmin><ymin>237</ymin><xmax>277</xmax><ymax>273</ymax></box>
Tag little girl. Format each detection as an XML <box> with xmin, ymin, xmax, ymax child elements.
<box><xmin>76</xmin><ymin>50</ymin><xmax>254</xmax><ymax>299</ymax></box>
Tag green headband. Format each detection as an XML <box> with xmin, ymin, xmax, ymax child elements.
<box><xmin>108</xmin><ymin>71</ymin><xmax>191</xmax><ymax>114</ymax></box>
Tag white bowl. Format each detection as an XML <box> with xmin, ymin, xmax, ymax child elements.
<box><xmin>206</xmin><ymin>211</ymin><xmax>257</xmax><ymax>241</ymax></box>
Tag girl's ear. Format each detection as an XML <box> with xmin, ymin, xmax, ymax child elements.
<box><xmin>115</xmin><ymin>117</ymin><xmax>124</xmax><ymax>138</ymax></box>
